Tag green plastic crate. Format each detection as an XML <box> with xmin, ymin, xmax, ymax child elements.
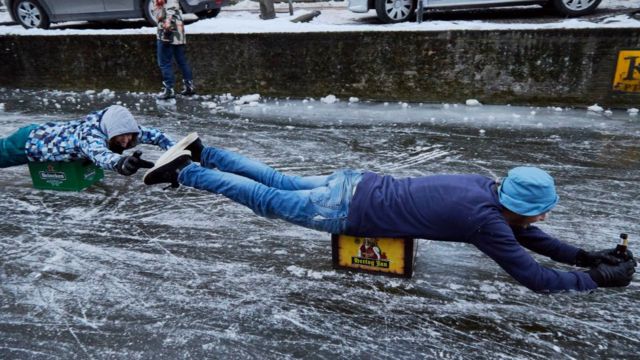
<box><xmin>28</xmin><ymin>160</ymin><xmax>104</xmax><ymax>191</ymax></box>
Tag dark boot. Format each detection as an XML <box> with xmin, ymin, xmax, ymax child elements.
<box><xmin>185</xmin><ymin>137</ymin><xmax>204</xmax><ymax>163</ymax></box>
<box><xmin>180</xmin><ymin>80</ymin><xmax>196</xmax><ymax>97</ymax></box>
<box><xmin>164</xmin><ymin>132</ymin><xmax>204</xmax><ymax>163</ymax></box>
<box><xmin>157</xmin><ymin>83</ymin><xmax>175</xmax><ymax>100</ymax></box>
<box><xmin>143</xmin><ymin>150</ymin><xmax>191</xmax><ymax>188</ymax></box>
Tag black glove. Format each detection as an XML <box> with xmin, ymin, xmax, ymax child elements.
<box><xmin>587</xmin><ymin>259</ymin><xmax>637</xmax><ymax>287</ymax></box>
<box><xmin>575</xmin><ymin>248</ymin><xmax>632</xmax><ymax>267</ymax></box>
<box><xmin>115</xmin><ymin>151</ymin><xmax>154</xmax><ymax>176</ymax></box>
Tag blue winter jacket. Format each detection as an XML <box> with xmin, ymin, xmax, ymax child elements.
<box><xmin>25</xmin><ymin>108</ymin><xmax>174</xmax><ymax>170</ymax></box>
<box><xmin>346</xmin><ymin>172</ymin><xmax>598</xmax><ymax>292</ymax></box>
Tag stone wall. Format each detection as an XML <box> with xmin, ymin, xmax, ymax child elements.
<box><xmin>1</xmin><ymin>28</ymin><xmax>639</xmax><ymax>107</ymax></box>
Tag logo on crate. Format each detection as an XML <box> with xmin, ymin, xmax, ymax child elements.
<box><xmin>613</xmin><ymin>50</ymin><xmax>640</xmax><ymax>93</ymax></box>
<box><xmin>39</xmin><ymin>164</ymin><xmax>66</xmax><ymax>182</ymax></box>
<box><xmin>84</xmin><ymin>169</ymin><xmax>96</xmax><ymax>180</ymax></box>
<box><xmin>352</xmin><ymin>238</ymin><xmax>390</xmax><ymax>269</ymax></box>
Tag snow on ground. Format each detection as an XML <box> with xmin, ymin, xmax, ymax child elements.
<box><xmin>0</xmin><ymin>0</ymin><xmax>638</xmax><ymax>35</ymax></box>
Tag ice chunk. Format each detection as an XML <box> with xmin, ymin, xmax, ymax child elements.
<box><xmin>587</xmin><ymin>104</ymin><xmax>604</xmax><ymax>112</ymax></box>
<box><xmin>201</xmin><ymin>101</ymin><xmax>218</xmax><ymax>109</ymax></box>
<box><xmin>286</xmin><ymin>265</ymin><xmax>306</xmax><ymax>277</ymax></box>
<box><xmin>466</xmin><ymin>99</ymin><xmax>482</xmax><ymax>106</ymax></box>
<box><xmin>320</xmin><ymin>95</ymin><xmax>337</xmax><ymax>104</ymax></box>
<box><xmin>234</xmin><ymin>94</ymin><xmax>261</xmax><ymax>105</ymax></box>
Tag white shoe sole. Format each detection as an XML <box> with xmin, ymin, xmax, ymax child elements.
<box><xmin>143</xmin><ymin>149</ymin><xmax>191</xmax><ymax>184</ymax></box>
<box><xmin>155</xmin><ymin>132</ymin><xmax>198</xmax><ymax>166</ymax></box>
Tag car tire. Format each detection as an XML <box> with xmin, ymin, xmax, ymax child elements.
<box><xmin>143</xmin><ymin>0</ymin><xmax>157</xmax><ymax>26</ymax></box>
<box><xmin>12</xmin><ymin>0</ymin><xmax>50</xmax><ymax>29</ymax></box>
<box><xmin>195</xmin><ymin>8</ymin><xmax>221</xmax><ymax>19</ymax></box>
<box><xmin>551</xmin><ymin>0</ymin><xmax>601</xmax><ymax>16</ymax></box>
<box><xmin>375</xmin><ymin>0</ymin><xmax>415</xmax><ymax>23</ymax></box>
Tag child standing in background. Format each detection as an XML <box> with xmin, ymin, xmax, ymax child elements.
<box><xmin>154</xmin><ymin>0</ymin><xmax>196</xmax><ymax>100</ymax></box>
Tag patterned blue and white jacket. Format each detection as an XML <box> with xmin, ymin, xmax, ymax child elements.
<box><xmin>25</xmin><ymin>108</ymin><xmax>175</xmax><ymax>171</ymax></box>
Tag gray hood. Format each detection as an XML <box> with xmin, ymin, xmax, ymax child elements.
<box><xmin>99</xmin><ymin>105</ymin><xmax>140</xmax><ymax>140</ymax></box>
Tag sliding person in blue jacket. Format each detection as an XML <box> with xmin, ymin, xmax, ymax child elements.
<box><xmin>143</xmin><ymin>133</ymin><xmax>636</xmax><ymax>292</ymax></box>
<box><xmin>0</xmin><ymin>105</ymin><xmax>174</xmax><ymax>176</ymax></box>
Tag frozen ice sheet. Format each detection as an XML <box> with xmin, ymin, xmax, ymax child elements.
<box><xmin>0</xmin><ymin>88</ymin><xmax>639</xmax><ymax>359</ymax></box>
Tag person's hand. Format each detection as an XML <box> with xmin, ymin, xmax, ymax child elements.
<box><xmin>575</xmin><ymin>248</ymin><xmax>631</xmax><ymax>267</ymax></box>
<box><xmin>587</xmin><ymin>259</ymin><xmax>637</xmax><ymax>288</ymax></box>
<box><xmin>115</xmin><ymin>151</ymin><xmax>154</xmax><ymax>176</ymax></box>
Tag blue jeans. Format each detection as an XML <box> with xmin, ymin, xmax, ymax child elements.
<box><xmin>178</xmin><ymin>147</ymin><xmax>363</xmax><ymax>234</ymax></box>
<box><xmin>157</xmin><ymin>41</ymin><xmax>193</xmax><ymax>89</ymax></box>
<box><xmin>0</xmin><ymin>124</ymin><xmax>37</xmax><ymax>168</ymax></box>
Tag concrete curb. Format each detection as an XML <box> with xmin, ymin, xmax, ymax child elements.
<box><xmin>1</xmin><ymin>28</ymin><xmax>639</xmax><ymax>107</ymax></box>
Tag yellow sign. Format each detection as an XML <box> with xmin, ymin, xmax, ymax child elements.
<box><xmin>336</xmin><ymin>235</ymin><xmax>408</xmax><ymax>275</ymax></box>
<box><xmin>613</xmin><ymin>50</ymin><xmax>640</xmax><ymax>93</ymax></box>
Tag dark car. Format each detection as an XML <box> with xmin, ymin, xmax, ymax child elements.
<box><xmin>348</xmin><ymin>0</ymin><xmax>603</xmax><ymax>23</ymax></box>
<box><xmin>7</xmin><ymin>0</ymin><xmax>226</xmax><ymax>29</ymax></box>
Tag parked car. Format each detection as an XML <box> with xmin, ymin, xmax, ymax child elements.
<box><xmin>348</xmin><ymin>0</ymin><xmax>602</xmax><ymax>23</ymax></box>
<box><xmin>7</xmin><ymin>0</ymin><xmax>226</xmax><ymax>29</ymax></box>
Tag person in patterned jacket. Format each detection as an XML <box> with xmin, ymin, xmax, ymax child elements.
<box><xmin>154</xmin><ymin>0</ymin><xmax>195</xmax><ymax>100</ymax></box>
<box><xmin>0</xmin><ymin>105</ymin><xmax>175</xmax><ymax>176</ymax></box>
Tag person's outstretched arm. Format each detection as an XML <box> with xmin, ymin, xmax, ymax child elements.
<box><xmin>514</xmin><ymin>225</ymin><xmax>632</xmax><ymax>268</ymax></box>
<box><xmin>138</xmin><ymin>126</ymin><xmax>175</xmax><ymax>150</ymax></box>
<box><xmin>512</xmin><ymin>225</ymin><xmax>581</xmax><ymax>265</ymax></box>
<box><xmin>78</xmin><ymin>133</ymin><xmax>120</xmax><ymax>170</ymax></box>
<box><xmin>471</xmin><ymin>220</ymin><xmax>597</xmax><ymax>292</ymax></box>
<box><xmin>78</xmin><ymin>135</ymin><xmax>153</xmax><ymax>175</ymax></box>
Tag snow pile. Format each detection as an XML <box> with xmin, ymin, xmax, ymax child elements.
<box><xmin>234</xmin><ymin>94</ymin><xmax>260</xmax><ymax>105</ymax></box>
<box><xmin>466</xmin><ymin>99</ymin><xmax>482</xmax><ymax>106</ymax></box>
<box><xmin>587</xmin><ymin>104</ymin><xmax>604</xmax><ymax>112</ymax></box>
<box><xmin>201</xmin><ymin>101</ymin><xmax>218</xmax><ymax>109</ymax></box>
<box><xmin>2</xmin><ymin>4</ymin><xmax>640</xmax><ymax>36</ymax></box>
<box><xmin>628</xmin><ymin>108</ymin><xmax>639</xmax><ymax>116</ymax></box>
<box><xmin>320</xmin><ymin>94</ymin><xmax>338</xmax><ymax>104</ymax></box>
<box><xmin>98</xmin><ymin>89</ymin><xmax>116</xmax><ymax>99</ymax></box>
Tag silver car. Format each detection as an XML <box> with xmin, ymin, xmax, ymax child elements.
<box><xmin>6</xmin><ymin>0</ymin><xmax>226</xmax><ymax>29</ymax></box>
<box><xmin>348</xmin><ymin>0</ymin><xmax>602</xmax><ymax>23</ymax></box>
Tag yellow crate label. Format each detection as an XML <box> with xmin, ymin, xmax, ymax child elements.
<box><xmin>613</xmin><ymin>50</ymin><xmax>640</xmax><ymax>93</ymax></box>
<box><xmin>338</xmin><ymin>236</ymin><xmax>406</xmax><ymax>274</ymax></box>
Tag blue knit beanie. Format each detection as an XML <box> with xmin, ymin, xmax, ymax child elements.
<box><xmin>498</xmin><ymin>167</ymin><xmax>559</xmax><ymax>216</ymax></box>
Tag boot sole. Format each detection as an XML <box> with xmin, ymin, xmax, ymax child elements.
<box><xmin>155</xmin><ymin>132</ymin><xmax>199</xmax><ymax>166</ymax></box>
<box><xmin>143</xmin><ymin>150</ymin><xmax>191</xmax><ymax>186</ymax></box>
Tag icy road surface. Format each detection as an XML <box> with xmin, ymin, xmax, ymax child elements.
<box><xmin>0</xmin><ymin>88</ymin><xmax>639</xmax><ymax>359</ymax></box>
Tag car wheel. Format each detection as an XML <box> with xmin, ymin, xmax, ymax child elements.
<box><xmin>13</xmin><ymin>0</ymin><xmax>50</xmax><ymax>29</ymax></box>
<box><xmin>552</xmin><ymin>0</ymin><xmax>602</xmax><ymax>16</ymax></box>
<box><xmin>143</xmin><ymin>0</ymin><xmax>157</xmax><ymax>26</ymax></box>
<box><xmin>195</xmin><ymin>8</ymin><xmax>221</xmax><ymax>19</ymax></box>
<box><xmin>375</xmin><ymin>0</ymin><xmax>415</xmax><ymax>23</ymax></box>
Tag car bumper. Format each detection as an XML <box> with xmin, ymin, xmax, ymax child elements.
<box><xmin>348</xmin><ymin>0</ymin><xmax>370</xmax><ymax>13</ymax></box>
<box><xmin>181</xmin><ymin>0</ymin><xmax>228</xmax><ymax>13</ymax></box>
